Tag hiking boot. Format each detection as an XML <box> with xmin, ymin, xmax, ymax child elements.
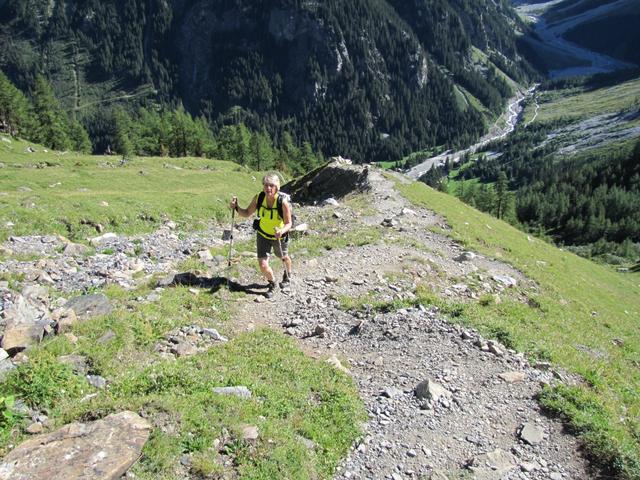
<box><xmin>279</xmin><ymin>271</ymin><xmax>291</xmax><ymax>290</ymax></box>
<box><xmin>265</xmin><ymin>281</ymin><xmax>276</xmax><ymax>299</ymax></box>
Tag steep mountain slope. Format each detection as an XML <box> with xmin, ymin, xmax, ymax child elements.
<box><xmin>0</xmin><ymin>0</ymin><xmax>535</xmax><ymax>161</ymax></box>
<box><xmin>561</xmin><ymin>0</ymin><xmax>640</xmax><ymax>66</ymax></box>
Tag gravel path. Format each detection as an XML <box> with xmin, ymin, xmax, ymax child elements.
<box><xmin>234</xmin><ymin>168</ymin><xmax>593</xmax><ymax>480</ymax></box>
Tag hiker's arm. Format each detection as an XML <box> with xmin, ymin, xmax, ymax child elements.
<box><xmin>233</xmin><ymin>195</ymin><xmax>257</xmax><ymax>218</ymax></box>
<box><xmin>275</xmin><ymin>200</ymin><xmax>292</xmax><ymax>238</ymax></box>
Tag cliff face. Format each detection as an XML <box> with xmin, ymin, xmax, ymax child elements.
<box><xmin>173</xmin><ymin>3</ymin><xmax>351</xmax><ymax>113</ymax></box>
<box><xmin>172</xmin><ymin>1</ymin><xmax>429</xmax><ymax>115</ymax></box>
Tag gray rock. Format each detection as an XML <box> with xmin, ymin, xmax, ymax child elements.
<box><xmin>0</xmin><ymin>358</ymin><xmax>16</xmax><ymax>381</ymax></box>
<box><xmin>1</xmin><ymin>295</ymin><xmax>45</xmax><ymax>354</ymax></box>
<box><xmin>201</xmin><ymin>328</ymin><xmax>228</xmax><ymax>342</ymax></box>
<box><xmin>53</xmin><ymin>308</ymin><xmax>78</xmax><ymax>333</ymax></box>
<box><xmin>242</xmin><ymin>425</ymin><xmax>259</xmax><ymax>442</ymax></box>
<box><xmin>493</xmin><ymin>274</ymin><xmax>517</xmax><ymax>287</ymax></box>
<box><xmin>454</xmin><ymin>251</ymin><xmax>476</xmax><ymax>262</ymax></box>
<box><xmin>322</xmin><ymin>198</ymin><xmax>339</xmax><ymax>206</ymax></box>
<box><xmin>212</xmin><ymin>386</ymin><xmax>252</xmax><ymax>399</ymax></box>
<box><xmin>170</xmin><ymin>342</ymin><xmax>199</xmax><ymax>357</ymax></box>
<box><xmin>87</xmin><ymin>375</ymin><xmax>107</xmax><ymax>389</ymax></box>
<box><xmin>519</xmin><ymin>422</ymin><xmax>545</xmax><ymax>445</ymax></box>
<box><xmin>89</xmin><ymin>232</ymin><xmax>118</xmax><ymax>246</ymax></box>
<box><xmin>381</xmin><ymin>387</ymin><xmax>403</xmax><ymax>399</ymax></box>
<box><xmin>415</xmin><ymin>379</ymin><xmax>451</xmax><ymax>404</ymax></box>
<box><xmin>64</xmin><ymin>294</ymin><xmax>113</xmax><ymax>320</ymax></box>
<box><xmin>25</xmin><ymin>422</ymin><xmax>44</xmax><ymax>434</ymax></box>
<box><xmin>63</xmin><ymin>242</ymin><xmax>90</xmax><ymax>256</ymax></box>
<box><xmin>468</xmin><ymin>448</ymin><xmax>518</xmax><ymax>479</ymax></box>
<box><xmin>21</xmin><ymin>285</ymin><xmax>49</xmax><ymax>306</ymax></box>
<box><xmin>196</xmin><ymin>249</ymin><xmax>213</xmax><ymax>261</ymax></box>
<box><xmin>498</xmin><ymin>371</ymin><xmax>526</xmax><ymax>383</ymax></box>
<box><xmin>0</xmin><ymin>411</ymin><xmax>151</xmax><ymax>480</ymax></box>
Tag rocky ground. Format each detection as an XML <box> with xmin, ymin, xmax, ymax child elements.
<box><xmin>233</xmin><ymin>168</ymin><xmax>592</xmax><ymax>480</ymax></box>
<box><xmin>0</xmin><ymin>163</ymin><xmax>595</xmax><ymax>479</ymax></box>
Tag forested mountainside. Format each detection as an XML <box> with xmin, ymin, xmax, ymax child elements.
<box><xmin>0</xmin><ymin>0</ymin><xmax>535</xmax><ymax>161</ymax></box>
<box><xmin>434</xmin><ymin>73</ymin><xmax>640</xmax><ymax>265</ymax></box>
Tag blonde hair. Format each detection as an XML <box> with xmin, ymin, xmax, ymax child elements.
<box><xmin>262</xmin><ymin>173</ymin><xmax>281</xmax><ymax>190</ymax></box>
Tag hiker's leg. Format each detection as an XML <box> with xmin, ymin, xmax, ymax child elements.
<box><xmin>258</xmin><ymin>257</ymin><xmax>275</xmax><ymax>283</ymax></box>
<box><xmin>257</xmin><ymin>235</ymin><xmax>275</xmax><ymax>283</ymax></box>
<box><xmin>275</xmin><ymin>237</ymin><xmax>291</xmax><ymax>274</ymax></box>
<box><xmin>282</xmin><ymin>255</ymin><xmax>292</xmax><ymax>277</ymax></box>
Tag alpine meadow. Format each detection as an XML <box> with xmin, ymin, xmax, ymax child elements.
<box><xmin>1</xmin><ymin>0</ymin><xmax>639</xmax><ymax>480</ymax></box>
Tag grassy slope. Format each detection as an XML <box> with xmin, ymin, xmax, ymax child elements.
<box><xmin>2</xmin><ymin>134</ymin><xmax>640</xmax><ymax>476</ymax></box>
<box><xmin>0</xmin><ymin>136</ymin><xmax>259</xmax><ymax>241</ymax></box>
<box><xmin>0</xmin><ymin>142</ymin><xmax>366</xmax><ymax>479</ymax></box>
<box><xmin>398</xmin><ymin>180</ymin><xmax>640</xmax><ymax>478</ymax></box>
<box><xmin>523</xmin><ymin>76</ymin><xmax>640</xmax><ymax>124</ymax></box>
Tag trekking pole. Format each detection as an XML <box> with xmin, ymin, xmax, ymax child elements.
<box><xmin>227</xmin><ymin>196</ymin><xmax>237</xmax><ymax>267</ymax></box>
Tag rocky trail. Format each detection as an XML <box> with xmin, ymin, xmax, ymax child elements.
<box><xmin>234</xmin><ymin>168</ymin><xmax>591</xmax><ymax>480</ymax></box>
<box><xmin>0</xmin><ymin>163</ymin><xmax>594</xmax><ymax>479</ymax></box>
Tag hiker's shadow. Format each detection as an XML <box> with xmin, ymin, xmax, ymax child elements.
<box><xmin>165</xmin><ymin>272</ymin><xmax>269</xmax><ymax>296</ymax></box>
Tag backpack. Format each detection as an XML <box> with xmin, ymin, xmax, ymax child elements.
<box><xmin>256</xmin><ymin>191</ymin><xmax>289</xmax><ymax>220</ymax></box>
<box><xmin>254</xmin><ymin>191</ymin><xmax>295</xmax><ymax>233</ymax></box>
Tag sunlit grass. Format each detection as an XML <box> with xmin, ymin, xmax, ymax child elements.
<box><xmin>0</xmin><ymin>281</ymin><xmax>365</xmax><ymax>479</ymax></box>
<box><xmin>0</xmin><ymin>137</ymin><xmax>260</xmax><ymax>241</ymax></box>
<box><xmin>397</xmin><ymin>180</ymin><xmax>640</xmax><ymax>479</ymax></box>
<box><xmin>530</xmin><ymin>77</ymin><xmax>640</xmax><ymax>123</ymax></box>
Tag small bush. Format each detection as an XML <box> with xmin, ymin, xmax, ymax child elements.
<box><xmin>2</xmin><ymin>354</ymin><xmax>87</xmax><ymax>409</ymax></box>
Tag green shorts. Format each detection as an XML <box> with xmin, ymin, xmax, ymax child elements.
<box><xmin>257</xmin><ymin>233</ymin><xmax>289</xmax><ymax>259</ymax></box>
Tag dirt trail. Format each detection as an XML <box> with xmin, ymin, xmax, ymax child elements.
<box><xmin>230</xmin><ymin>167</ymin><xmax>592</xmax><ymax>480</ymax></box>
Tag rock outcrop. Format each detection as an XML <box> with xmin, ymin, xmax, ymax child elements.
<box><xmin>0</xmin><ymin>411</ymin><xmax>152</xmax><ymax>480</ymax></box>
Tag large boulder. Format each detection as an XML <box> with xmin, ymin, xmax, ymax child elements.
<box><xmin>0</xmin><ymin>411</ymin><xmax>152</xmax><ymax>480</ymax></box>
<box><xmin>282</xmin><ymin>160</ymin><xmax>371</xmax><ymax>204</ymax></box>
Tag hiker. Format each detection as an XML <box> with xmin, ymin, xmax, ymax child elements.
<box><xmin>230</xmin><ymin>173</ymin><xmax>293</xmax><ymax>298</ymax></box>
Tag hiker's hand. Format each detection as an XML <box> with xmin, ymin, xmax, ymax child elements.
<box><xmin>229</xmin><ymin>197</ymin><xmax>238</xmax><ymax>211</ymax></box>
<box><xmin>275</xmin><ymin>228</ymin><xmax>282</xmax><ymax>239</ymax></box>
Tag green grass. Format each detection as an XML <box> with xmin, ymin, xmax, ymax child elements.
<box><xmin>0</xmin><ymin>144</ymin><xmax>366</xmax><ymax>478</ymax></box>
<box><xmin>454</xmin><ymin>85</ymin><xmax>489</xmax><ymax>116</ymax></box>
<box><xmin>529</xmin><ymin>77</ymin><xmax>640</xmax><ymax>123</ymax></box>
<box><xmin>0</xmin><ymin>281</ymin><xmax>365</xmax><ymax>479</ymax></box>
<box><xmin>0</xmin><ymin>137</ymin><xmax>260</xmax><ymax>242</ymax></box>
<box><xmin>289</xmin><ymin>199</ymin><xmax>382</xmax><ymax>258</ymax></box>
<box><xmin>397</xmin><ymin>180</ymin><xmax>640</xmax><ymax>479</ymax></box>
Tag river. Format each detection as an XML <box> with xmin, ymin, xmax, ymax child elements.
<box><xmin>406</xmin><ymin>85</ymin><xmax>536</xmax><ymax>180</ymax></box>
<box><xmin>406</xmin><ymin>0</ymin><xmax>636</xmax><ymax>180</ymax></box>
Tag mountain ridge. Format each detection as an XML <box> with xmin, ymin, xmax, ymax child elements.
<box><xmin>0</xmin><ymin>0</ymin><xmax>535</xmax><ymax>161</ymax></box>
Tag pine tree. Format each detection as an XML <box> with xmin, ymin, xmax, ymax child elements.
<box><xmin>68</xmin><ymin>119</ymin><xmax>92</xmax><ymax>153</ymax></box>
<box><xmin>495</xmin><ymin>171</ymin><xmax>508</xmax><ymax>219</ymax></box>
<box><xmin>0</xmin><ymin>70</ymin><xmax>34</xmax><ymax>137</ymax></box>
<box><xmin>112</xmin><ymin>107</ymin><xmax>134</xmax><ymax>159</ymax></box>
<box><xmin>30</xmin><ymin>75</ymin><xmax>72</xmax><ymax>151</ymax></box>
<box><xmin>169</xmin><ymin>104</ymin><xmax>195</xmax><ymax>157</ymax></box>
